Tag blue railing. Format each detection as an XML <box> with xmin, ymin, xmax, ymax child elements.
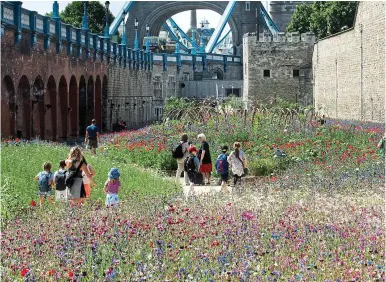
<box><xmin>0</xmin><ymin>1</ymin><xmax>242</xmax><ymax>71</ymax></box>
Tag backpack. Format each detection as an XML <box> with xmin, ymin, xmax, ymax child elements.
<box><xmin>38</xmin><ymin>172</ymin><xmax>51</xmax><ymax>190</ymax></box>
<box><xmin>172</xmin><ymin>143</ymin><xmax>184</xmax><ymax>159</ymax></box>
<box><xmin>216</xmin><ymin>154</ymin><xmax>229</xmax><ymax>174</ymax></box>
<box><xmin>184</xmin><ymin>154</ymin><xmax>196</xmax><ymax>172</ymax></box>
<box><xmin>55</xmin><ymin>170</ymin><xmax>67</xmax><ymax>191</ymax></box>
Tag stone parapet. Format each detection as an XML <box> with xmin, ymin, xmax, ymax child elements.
<box><xmin>244</xmin><ymin>31</ymin><xmax>315</xmax><ymax>44</ymax></box>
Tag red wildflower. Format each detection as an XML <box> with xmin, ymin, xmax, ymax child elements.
<box><xmin>68</xmin><ymin>271</ymin><xmax>74</xmax><ymax>278</ymax></box>
<box><xmin>21</xmin><ymin>268</ymin><xmax>29</xmax><ymax>277</ymax></box>
<box><xmin>30</xmin><ymin>201</ymin><xmax>37</xmax><ymax>207</ymax></box>
<box><xmin>48</xmin><ymin>269</ymin><xmax>55</xmax><ymax>276</ymax></box>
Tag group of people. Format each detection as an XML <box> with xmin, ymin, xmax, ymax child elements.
<box><xmin>34</xmin><ymin>119</ymin><xmax>121</xmax><ymax>208</ymax></box>
<box><xmin>173</xmin><ymin>133</ymin><xmax>248</xmax><ymax>194</ymax></box>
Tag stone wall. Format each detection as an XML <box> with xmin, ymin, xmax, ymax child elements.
<box><xmin>106</xmin><ymin>60</ymin><xmax>242</xmax><ymax>130</ymax></box>
<box><xmin>243</xmin><ymin>32</ymin><xmax>314</xmax><ymax>106</ymax></box>
<box><xmin>313</xmin><ymin>2</ymin><xmax>385</xmax><ymax>123</ymax></box>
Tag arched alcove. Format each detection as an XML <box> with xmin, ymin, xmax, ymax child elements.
<box><xmin>1</xmin><ymin>76</ymin><xmax>16</xmax><ymax>138</ymax></box>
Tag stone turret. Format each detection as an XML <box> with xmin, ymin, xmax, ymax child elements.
<box><xmin>243</xmin><ymin>30</ymin><xmax>315</xmax><ymax>108</ymax></box>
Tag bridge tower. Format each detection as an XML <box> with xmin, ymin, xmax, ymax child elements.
<box><xmin>269</xmin><ymin>1</ymin><xmax>312</xmax><ymax>32</ymax></box>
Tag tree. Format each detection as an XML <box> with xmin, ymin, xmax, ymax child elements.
<box><xmin>287</xmin><ymin>2</ymin><xmax>357</xmax><ymax>39</ymax></box>
<box><xmin>60</xmin><ymin>1</ymin><xmax>115</xmax><ymax>34</ymax></box>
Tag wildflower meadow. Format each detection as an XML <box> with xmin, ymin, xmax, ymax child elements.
<box><xmin>1</xmin><ymin>103</ymin><xmax>385</xmax><ymax>281</ymax></box>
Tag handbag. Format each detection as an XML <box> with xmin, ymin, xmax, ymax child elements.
<box><xmin>65</xmin><ymin>160</ymin><xmax>82</xmax><ymax>188</ymax></box>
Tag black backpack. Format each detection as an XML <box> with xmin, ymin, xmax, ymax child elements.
<box><xmin>184</xmin><ymin>154</ymin><xmax>196</xmax><ymax>172</ymax></box>
<box><xmin>55</xmin><ymin>170</ymin><xmax>67</xmax><ymax>191</ymax></box>
<box><xmin>172</xmin><ymin>143</ymin><xmax>184</xmax><ymax>159</ymax></box>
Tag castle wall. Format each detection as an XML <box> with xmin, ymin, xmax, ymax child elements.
<box><xmin>313</xmin><ymin>2</ymin><xmax>385</xmax><ymax>122</ymax></box>
<box><xmin>243</xmin><ymin>32</ymin><xmax>314</xmax><ymax>106</ymax></box>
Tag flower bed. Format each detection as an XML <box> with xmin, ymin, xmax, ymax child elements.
<box><xmin>1</xmin><ymin>189</ymin><xmax>384</xmax><ymax>281</ymax></box>
<box><xmin>103</xmin><ymin>114</ymin><xmax>385</xmax><ymax>185</ymax></box>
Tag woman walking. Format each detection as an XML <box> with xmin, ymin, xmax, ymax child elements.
<box><xmin>175</xmin><ymin>133</ymin><xmax>190</xmax><ymax>186</ymax></box>
<box><xmin>197</xmin><ymin>133</ymin><xmax>212</xmax><ymax>185</ymax></box>
<box><xmin>65</xmin><ymin>147</ymin><xmax>95</xmax><ymax>205</ymax></box>
<box><xmin>228</xmin><ymin>142</ymin><xmax>247</xmax><ymax>191</ymax></box>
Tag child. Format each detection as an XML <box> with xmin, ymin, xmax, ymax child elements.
<box><xmin>82</xmin><ymin>162</ymin><xmax>96</xmax><ymax>198</ymax></box>
<box><xmin>34</xmin><ymin>162</ymin><xmax>54</xmax><ymax>207</ymax></box>
<box><xmin>104</xmin><ymin>168</ymin><xmax>121</xmax><ymax>207</ymax></box>
<box><xmin>216</xmin><ymin>146</ymin><xmax>230</xmax><ymax>193</ymax></box>
<box><xmin>184</xmin><ymin>146</ymin><xmax>200</xmax><ymax>195</ymax></box>
<box><xmin>53</xmin><ymin>160</ymin><xmax>67</xmax><ymax>201</ymax></box>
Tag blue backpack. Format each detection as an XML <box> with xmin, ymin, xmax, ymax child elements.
<box><xmin>216</xmin><ymin>154</ymin><xmax>229</xmax><ymax>174</ymax></box>
<box><xmin>38</xmin><ymin>172</ymin><xmax>51</xmax><ymax>191</ymax></box>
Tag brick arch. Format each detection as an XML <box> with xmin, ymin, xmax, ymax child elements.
<box><xmin>211</xmin><ymin>67</ymin><xmax>224</xmax><ymax>80</ymax></box>
<box><xmin>46</xmin><ymin>76</ymin><xmax>57</xmax><ymax>140</ymax></box>
<box><xmin>102</xmin><ymin>75</ymin><xmax>108</xmax><ymax>132</ymax></box>
<box><xmin>17</xmin><ymin>75</ymin><xmax>31</xmax><ymax>139</ymax></box>
<box><xmin>79</xmin><ymin>75</ymin><xmax>87</xmax><ymax>135</ymax></box>
<box><xmin>1</xmin><ymin>75</ymin><xmax>16</xmax><ymax>138</ymax></box>
<box><xmin>57</xmin><ymin>76</ymin><xmax>68</xmax><ymax>140</ymax></box>
<box><xmin>87</xmin><ymin>75</ymin><xmax>94</xmax><ymax>127</ymax></box>
<box><xmin>32</xmin><ymin>75</ymin><xmax>45</xmax><ymax>139</ymax></box>
<box><xmin>69</xmin><ymin>75</ymin><xmax>78</xmax><ymax>138</ymax></box>
<box><xmin>95</xmin><ymin>75</ymin><xmax>102</xmax><ymax>131</ymax></box>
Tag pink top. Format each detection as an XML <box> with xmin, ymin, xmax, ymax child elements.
<box><xmin>105</xmin><ymin>180</ymin><xmax>120</xmax><ymax>194</ymax></box>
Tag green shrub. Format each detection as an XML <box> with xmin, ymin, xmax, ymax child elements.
<box><xmin>249</xmin><ymin>158</ymin><xmax>279</xmax><ymax>176</ymax></box>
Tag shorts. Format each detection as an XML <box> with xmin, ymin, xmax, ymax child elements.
<box><xmin>38</xmin><ymin>189</ymin><xmax>52</xmax><ymax>197</ymax></box>
<box><xmin>106</xmin><ymin>194</ymin><xmax>119</xmax><ymax>207</ymax></box>
<box><xmin>88</xmin><ymin>139</ymin><xmax>98</xmax><ymax>149</ymax></box>
<box><xmin>56</xmin><ymin>189</ymin><xmax>68</xmax><ymax>201</ymax></box>
<box><xmin>220</xmin><ymin>172</ymin><xmax>229</xmax><ymax>182</ymax></box>
<box><xmin>199</xmin><ymin>163</ymin><xmax>212</xmax><ymax>173</ymax></box>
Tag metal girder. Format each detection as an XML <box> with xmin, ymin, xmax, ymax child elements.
<box><xmin>259</xmin><ymin>3</ymin><xmax>279</xmax><ymax>35</ymax></box>
<box><xmin>167</xmin><ymin>18</ymin><xmax>199</xmax><ymax>48</ymax></box>
<box><xmin>205</xmin><ymin>0</ymin><xmax>236</xmax><ymax>54</ymax></box>
<box><xmin>213</xmin><ymin>29</ymin><xmax>231</xmax><ymax>49</ymax></box>
<box><xmin>162</xmin><ymin>23</ymin><xmax>190</xmax><ymax>52</ymax></box>
<box><xmin>109</xmin><ymin>1</ymin><xmax>134</xmax><ymax>36</ymax></box>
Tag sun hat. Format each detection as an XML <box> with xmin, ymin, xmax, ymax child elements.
<box><xmin>108</xmin><ymin>168</ymin><xmax>120</xmax><ymax>179</ymax></box>
<box><xmin>221</xmin><ymin>145</ymin><xmax>228</xmax><ymax>152</ymax></box>
<box><xmin>188</xmin><ymin>146</ymin><xmax>197</xmax><ymax>153</ymax></box>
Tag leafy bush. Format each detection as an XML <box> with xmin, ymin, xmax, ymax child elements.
<box><xmin>249</xmin><ymin>158</ymin><xmax>279</xmax><ymax>176</ymax></box>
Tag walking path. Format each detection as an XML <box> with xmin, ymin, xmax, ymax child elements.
<box><xmin>179</xmin><ymin>177</ymin><xmax>233</xmax><ymax>198</ymax></box>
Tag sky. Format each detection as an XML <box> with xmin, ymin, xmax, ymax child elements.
<box><xmin>21</xmin><ymin>1</ymin><xmax>236</xmax><ymax>33</ymax></box>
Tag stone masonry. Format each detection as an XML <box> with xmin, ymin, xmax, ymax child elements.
<box><xmin>243</xmin><ymin>32</ymin><xmax>315</xmax><ymax>106</ymax></box>
<box><xmin>313</xmin><ymin>2</ymin><xmax>385</xmax><ymax>123</ymax></box>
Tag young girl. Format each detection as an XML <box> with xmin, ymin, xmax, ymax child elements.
<box><xmin>228</xmin><ymin>142</ymin><xmax>248</xmax><ymax>190</ymax></box>
<box><xmin>82</xmin><ymin>162</ymin><xmax>96</xmax><ymax>198</ymax></box>
<box><xmin>104</xmin><ymin>168</ymin><xmax>121</xmax><ymax>207</ymax></box>
<box><xmin>34</xmin><ymin>162</ymin><xmax>54</xmax><ymax>207</ymax></box>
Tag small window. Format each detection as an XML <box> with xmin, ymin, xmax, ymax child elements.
<box><xmin>293</xmin><ymin>69</ymin><xmax>300</xmax><ymax>77</ymax></box>
<box><xmin>263</xmin><ymin>70</ymin><xmax>270</xmax><ymax>77</ymax></box>
<box><xmin>245</xmin><ymin>1</ymin><xmax>250</xmax><ymax>11</ymax></box>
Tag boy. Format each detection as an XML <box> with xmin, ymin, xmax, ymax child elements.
<box><xmin>184</xmin><ymin>146</ymin><xmax>200</xmax><ymax>195</ymax></box>
<box><xmin>216</xmin><ymin>146</ymin><xmax>230</xmax><ymax>193</ymax></box>
<box><xmin>53</xmin><ymin>160</ymin><xmax>67</xmax><ymax>201</ymax></box>
<box><xmin>34</xmin><ymin>162</ymin><xmax>54</xmax><ymax>207</ymax></box>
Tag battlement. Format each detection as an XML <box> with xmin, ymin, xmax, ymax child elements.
<box><xmin>244</xmin><ymin>31</ymin><xmax>316</xmax><ymax>44</ymax></box>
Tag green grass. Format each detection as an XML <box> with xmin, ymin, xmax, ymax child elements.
<box><xmin>1</xmin><ymin>143</ymin><xmax>178</xmax><ymax>221</ymax></box>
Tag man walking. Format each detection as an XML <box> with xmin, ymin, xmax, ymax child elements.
<box><xmin>85</xmin><ymin>119</ymin><xmax>100</xmax><ymax>155</ymax></box>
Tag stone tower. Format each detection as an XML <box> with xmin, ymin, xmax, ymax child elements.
<box><xmin>269</xmin><ymin>1</ymin><xmax>312</xmax><ymax>32</ymax></box>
